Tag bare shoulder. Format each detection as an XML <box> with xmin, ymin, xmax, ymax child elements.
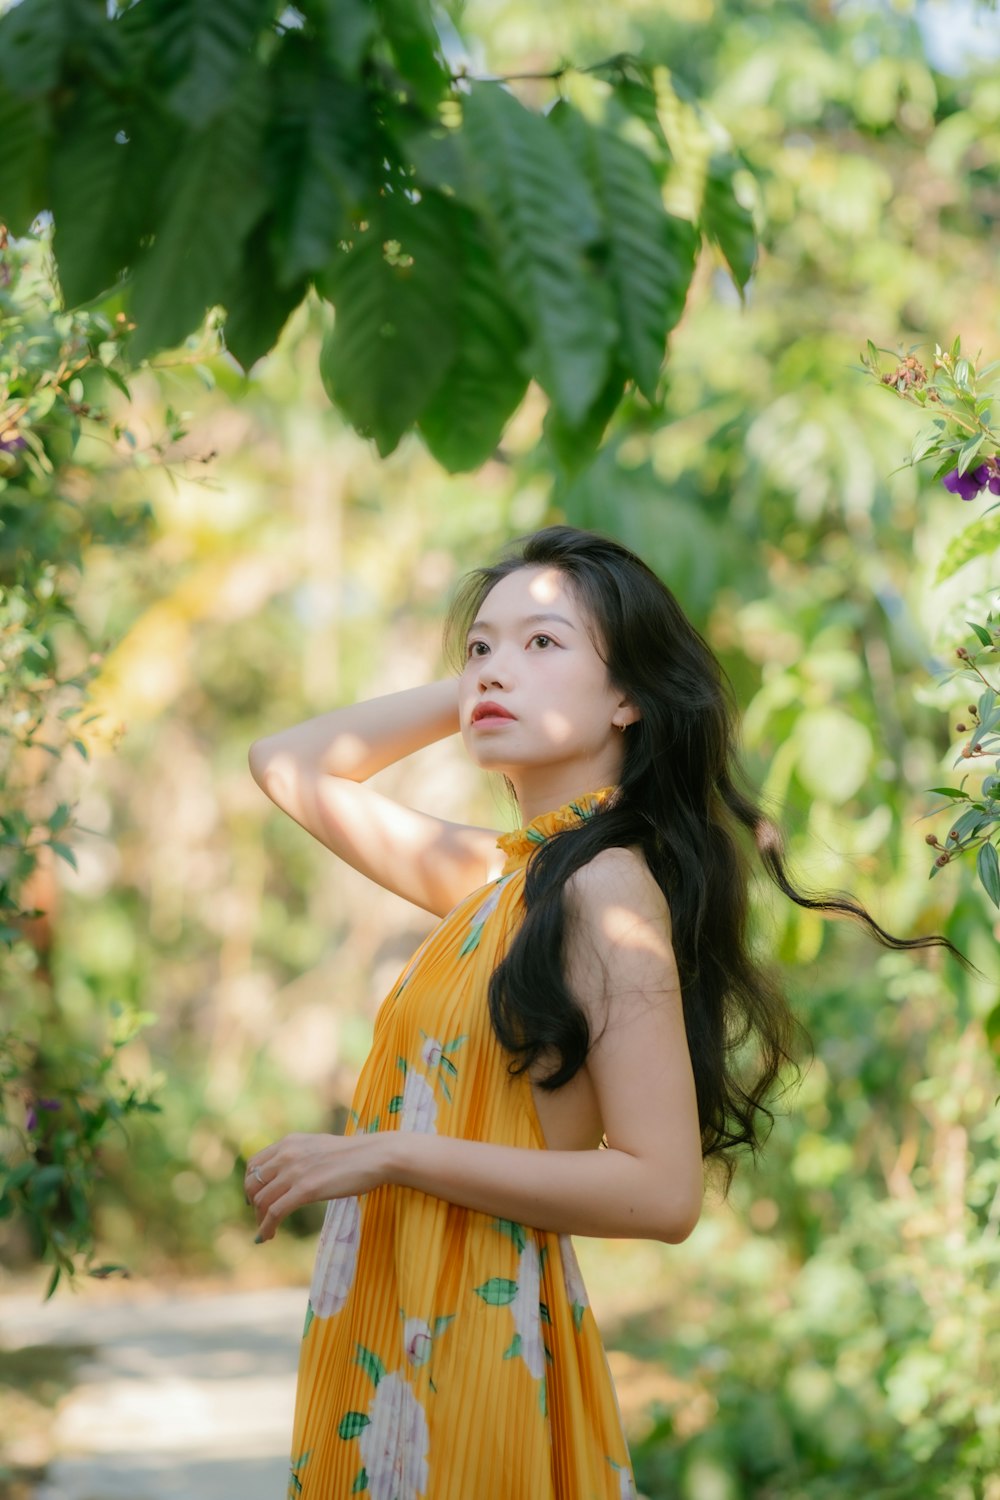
<box><xmin>565</xmin><ymin>844</ymin><xmax>672</xmax><ymax>932</ymax></box>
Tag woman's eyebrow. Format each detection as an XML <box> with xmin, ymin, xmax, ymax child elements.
<box><xmin>467</xmin><ymin>612</ymin><xmax>577</xmax><ymax>634</ymax></box>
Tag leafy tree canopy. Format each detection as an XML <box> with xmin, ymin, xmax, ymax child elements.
<box><xmin>0</xmin><ymin>0</ymin><xmax>755</xmax><ymax>470</ymax></box>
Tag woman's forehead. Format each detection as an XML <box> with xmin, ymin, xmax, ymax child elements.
<box><xmin>482</xmin><ymin>566</ymin><xmax>577</xmax><ymax>614</ymax></box>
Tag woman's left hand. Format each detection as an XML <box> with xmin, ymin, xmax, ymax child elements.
<box><xmin>244</xmin><ymin>1132</ymin><xmax>387</xmax><ymax>1244</ymax></box>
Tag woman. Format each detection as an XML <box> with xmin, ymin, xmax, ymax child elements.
<box><xmin>245</xmin><ymin>525</ymin><xmax>950</xmax><ymax>1500</ymax></box>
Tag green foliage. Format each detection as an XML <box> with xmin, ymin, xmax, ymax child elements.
<box><xmin>0</xmin><ymin>230</ymin><xmax>164</xmax><ymax>1294</ymax></box>
<box><xmin>505</xmin><ymin>4</ymin><xmax>999</xmax><ymax>1487</ymax></box>
<box><xmin>0</xmin><ymin>0</ymin><xmax>753</xmax><ymax>470</ymax></box>
<box><xmin>0</xmin><ymin>9</ymin><xmax>997</xmax><ymax>1500</ymax></box>
<box><xmin>863</xmin><ymin>339</ymin><xmax>1000</xmax><ymax>496</ymax></box>
<box><xmin>862</xmin><ymin>343</ymin><xmax>1000</xmax><ymax>907</ymax></box>
<box><xmin>921</xmin><ymin>612</ymin><xmax>1000</xmax><ymax>908</ymax></box>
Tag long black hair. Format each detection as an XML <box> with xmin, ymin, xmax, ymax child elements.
<box><xmin>445</xmin><ymin>525</ymin><xmax>961</xmax><ymax>1183</ymax></box>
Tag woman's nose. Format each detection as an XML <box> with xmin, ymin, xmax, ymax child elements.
<box><xmin>478</xmin><ymin>650</ymin><xmax>511</xmax><ymax>690</ymax></box>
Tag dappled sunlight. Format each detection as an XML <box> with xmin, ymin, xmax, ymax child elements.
<box><xmin>538</xmin><ymin>707</ymin><xmax>575</xmax><ymax>743</ymax></box>
<box><xmin>600</xmin><ymin>903</ymin><xmax>670</xmax><ymax>956</ymax></box>
<box><xmin>526</xmin><ymin>567</ymin><xmax>566</xmax><ymax>606</ymax></box>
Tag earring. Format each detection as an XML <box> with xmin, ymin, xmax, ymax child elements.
<box><xmin>615</xmin><ymin>721</ymin><xmax>627</xmax><ymax>732</ymax></box>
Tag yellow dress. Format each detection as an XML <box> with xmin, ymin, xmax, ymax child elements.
<box><xmin>287</xmin><ymin>785</ymin><xmax>637</xmax><ymax>1500</ymax></box>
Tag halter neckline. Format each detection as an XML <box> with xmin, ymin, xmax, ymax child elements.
<box><xmin>495</xmin><ymin>785</ymin><xmax>619</xmax><ymax>872</ymax></box>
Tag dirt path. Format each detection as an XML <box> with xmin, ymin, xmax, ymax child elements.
<box><xmin>1</xmin><ymin>1284</ymin><xmax>304</xmax><ymax>1500</ymax></box>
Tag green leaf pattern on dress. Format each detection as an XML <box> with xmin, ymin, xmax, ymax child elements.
<box><xmin>476</xmin><ymin>1221</ymin><xmax>552</xmax><ymax>1396</ymax></box>
<box><xmin>286</xmin><ymin>1449</ymin><xmax>311</xmax><ymax>1498</ymax></box>
<box><xmin>458</xmin><ymin>873</ymin><xmax>514</xmax><ymax>955</ymax></box>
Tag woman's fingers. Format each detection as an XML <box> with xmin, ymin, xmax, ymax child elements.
<box><xmin>243</xmin><ymin>1133</ymin><xmax>372</xmax><ymax>1243</ymax></box>
<box><xmin>243</xmin><ymin>1140</ymin><xmax>284</xmax><ymax>1198</ymax></box>
<box><xmin>256</xmin><ymin>1181</ymin><xmax>300</xmax><ymax>1243</ymax></box>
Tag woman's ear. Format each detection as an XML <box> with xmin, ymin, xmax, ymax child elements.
<box><xmin>615</xmin><ymin>699</ymin><xmax>641</xmax><ymax>730</ymax></box>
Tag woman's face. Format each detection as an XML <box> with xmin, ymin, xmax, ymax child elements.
<box><xmin>458</xmin><ymin>565</ymin><xmax>635</xmax><ymax>789</ymax></box>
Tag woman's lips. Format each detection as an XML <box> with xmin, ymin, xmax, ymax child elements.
<box><xmin>471</xmin><ymin>704</ymin><xmax>516</xmax><ymax>726</ymax></box>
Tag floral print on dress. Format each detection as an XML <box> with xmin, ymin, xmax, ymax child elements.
<box><xmin>510</xmin><ymin>1238</ymin><xmax>547</xmax><ymax>1380</ymax></box>
<box><xmin>389</xmin><ymin>1030</ymin><xmax>468</xmax><ymax>1126</ymax></box>
<box><xmin>459</xmin><ymin>874</ymin><xmax>515</xmax><ymax>956</ymax></box>
<box><xmin>475</xmin><ymin>1220</ymin><xmax>553</xmax><ymax>1414</ymax></box>
<box><xmin>287</xmin><ymin>1449</ymin><xmax>311</xmax><ymax>1498</ymax></box>
<box><xmin>338</xmin><ymin>1346</ymin><xmax>429</xmax><ymax>1500</ymax></box>
<box><xmin>309</xmin><ymin>1194</ymin><xmax>362</xmax><ymax>1319</ymax></box>
<box><xmin>402</xmin><ymin>1311</ymin><xmax>454</xmax><ymax>1369</ymax></box>
<box><xmin>289</xmin><ymin>788</ymin><xmax>637</xmax><ymax>1498</ymax></box>
<box><xmin>418</xmin><ymin>1030</ymin><xmax>466</xmax><ymax>1102</ymax></box>
<box><xmin>607</xmin><ymin>1455</ymin><xmax>639</xmax><ymax>1498</ymax></box>
<box><xmin>559</xmin><ymin>1233</ymin><xmax>590</xmax><ymax>1333</ymax></box>
<box><xmin>399</xmin><ymin>1067</ymin><xmax>438</xmax><ymax>1134</ymax></box>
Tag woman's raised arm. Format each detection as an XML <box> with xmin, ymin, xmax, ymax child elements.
<box><xmin>248</xmin><ymin>679</ymin><xmax>504</xmax><ymax>916</ymax></box>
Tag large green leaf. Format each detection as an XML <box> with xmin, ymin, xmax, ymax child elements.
<box><xmin>976</xmin><ymin>844</ymin><xmax>1000</xmax><ymax>909</ymax></box>
<box><xmin>551</xmin><ymin>102</ymin><xmax>689</xmax><ymax>401</ymax></box>
<box><xmin>220</xmin><ymin>217</ymin><xmax>308</xmax><ymax>369</ymax></box>
<box><xmin>127</xmin><ymin>66</ymin><xmax>269</xmax><ymax>361</ymax></box>
<box><xmin>299</xmin><ymin>0</ymin><xmax>377</xmax><ymax>77</ymax></box>
<box><xmin>417</xmin><ymin>204</ymin><xmax>530</xmax><ymax>472</ymax></box>
<box><xmin>0</xmin><ymin>0</ymin><xmax>71</xmax><ymax>95</ymax></box>
<box><xmin>49</xmin><ymin>80</ymin><xmax>183</xmax><ymax>308</ymax></box>
<box><xmin>50</xmin><ymin>86</ymin><xmax>136</xmax><ymax>306</ymax></box>
<box><xmin>608</xmin><ymin>69</ymin><xmax>672</xmax><ymax>157</ymax></box>
<box><xmin>151</xmin><ymin>0</ymin><xmax>276</xmax><ymax>127</ymax></box>
<box><xmin>0</xmin><ymin>0</ymin><xmax>128</xmax><ymax>96</ymax></box>
<box><xmin>543</xmin><ymin>360</ymin><xmax>628</xmax><ymax>477</ymax></box>
<box><xmin>318</xmin><ymin>189</ymin><xmax>460</xmax><ymax>456</ymax></box>
<box><xmin>0</xmin><ymin>86</ymin><xmax>49</xmax><ymax>236</ymax></box>
<box><xmin>661</xmin><ymin>212</ymin><xmax>701</xmax><ymax>337</ymax></box>
<box><xmin>374</xmin><ymin>0</ymin><xmax>448</xmax><ymax>113</ymax></box>
<box><xmin>267</xmin><ymin>40</ymin><xmax>375</xmax><ymax>286</ymax></box>
<box><xmin>701</xmin><ymin>151</ymin><xmax>757</xmax><ymax>291</ymax></box>
<box><xmin>459</xmin><ymin>83</ymin><xmax>616</xmax><ymax>426</ymax></box>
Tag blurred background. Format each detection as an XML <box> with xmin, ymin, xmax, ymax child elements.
<box><xmin>3</xmin><ymin>1</ymin><xmax>1000</xmax><ymax>1497</ymax></box>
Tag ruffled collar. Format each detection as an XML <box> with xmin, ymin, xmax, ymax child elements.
<box><xmin>496</xmin><ymin>785</ymin><xmax>619</xmax><ymax>872</ymax></box>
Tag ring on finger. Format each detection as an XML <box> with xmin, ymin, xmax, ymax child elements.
<box><xmin>249</xmin><ymin>1166</ymin><xmax>263</xmax><ymax>1184</ymax></box>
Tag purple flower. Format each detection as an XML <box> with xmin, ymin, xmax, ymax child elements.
<box><xmin>0</xmin><ymin>430</ymin><xmax>26</xmax><ymax>454</ymax></box>
<box><xmin>942</xmin><ymin>464</ymin><xmax>990</xmax><ymax>500</ymax></box>
<box><xmin>25</xmin><ymin>1097</ymin><xmax>61</xmax><ymax>1132</ymax></box>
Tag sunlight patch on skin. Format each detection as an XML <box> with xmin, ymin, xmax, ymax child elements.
<box><xmin>320</xmin><ymin>730</ymin><xmax>369</xmax><ymax>777</ymax></box>
<box><xmin>600</xmin><ymin>903</ymin><xmax>671</xmax><ymax>956</ymax></box>
<box><xmin>526</xmin><ymin>568</ymin><xmax>565</xmax><ymax>605</ymax></box>
<box><xmin>539</xmin><ymin>707</ymin><xmax>574</xmax><ymax>743</ymax></box>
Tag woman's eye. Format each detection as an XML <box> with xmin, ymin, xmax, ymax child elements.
<box><xmin>531</xmin><ymin>634</ymin><xmax>552</xmax><ymax>649</ymax></box>
<box><xmin>466</xmin><ymin>641</ymin><xmax>488</xmax><ymax>657</ymax></box>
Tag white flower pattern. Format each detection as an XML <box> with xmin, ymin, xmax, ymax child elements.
<box><xmin>309</xmin><ymin>1194</ymin><xmax>361</xmax><ymax>1318</ymax></box>
<box><xmin>559</xmin><ymin>1233</ymin><xmax>590</xmax><ymax>1320</ymax></box>
<box><xmin>512</xmin><ymin>1243</ymin><xmax>546</xmax><ymax>1380</ymax></box>
<box><xmin>358</xmin><ymin>1371</ymin><xmax>430</xmax><ymax>1500</ymax></box>
<box><xmin>400</xmin><ymin>1069</ymin><xmax>437</xmax><ymax>1134</ymax></box>
<box><xmin>616</xmin><ymin>1462</ymin><xmax>638</xmax><ymax>1498</ymax></box>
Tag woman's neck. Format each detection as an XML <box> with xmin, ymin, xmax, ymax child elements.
<box><xmin>509</xmin><ymin>761</ymin><xmax>622</xmax><ymax>823</ymax></box>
